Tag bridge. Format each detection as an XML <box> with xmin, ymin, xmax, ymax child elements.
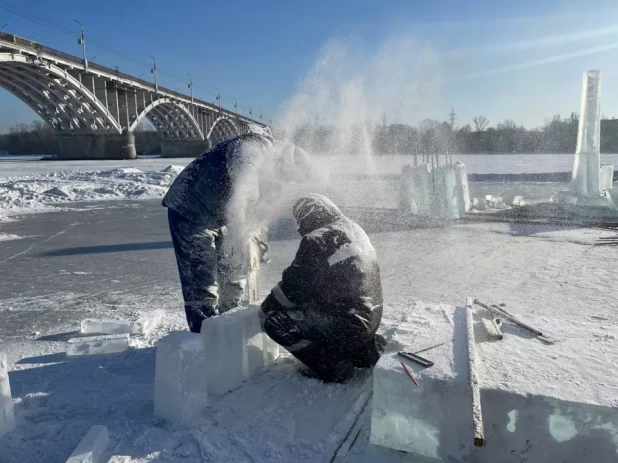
<box><xmin>0</xmin><ymin>32</ymin><xmax>268</xmax><ymax>159</ymax></box>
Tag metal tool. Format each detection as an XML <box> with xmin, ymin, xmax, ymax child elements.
<box><xmin>474</xmin><ymin>299</ymin><xmax>558</xmax><ymax>344</ymax></box>
<box><xmin>398</xmin><ymin>351</ymin><xmax>434</xmax><ymax>368</ymax></box>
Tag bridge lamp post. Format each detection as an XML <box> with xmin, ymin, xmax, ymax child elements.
<box><xmin>260</xmin><ymin>112</ymin><xmax>263</xmax><ymax>124</ymax></box>
<box><xmin>234</xmin><ymin>100</ymin><xmax>238</xmax><ymax>118</ymax></box>
<box><xmin>73</xmin><ymin>20</ymin><xmax>88</xmax><ymax>71</ymax></box>
<box><xmin>249</xmin><ymin>106</ymin><xmax>253</xmax><ymax>120</ymax></box>
<box><xmin>215</xmin><ymin>88</ymin><xmax>221</xmax><ymax>113</ymax></box>
<box><xmin>1</xmin><ymin>23</ymin><xmax>9</xmax><ymax>32</ymax></box>
<box><xmin>187</xmin><ymin>73</ymin><xmax>193</xmax><ymax>105</ymax></box>
<box><xmin>149</xmin><ymin>55</ymin><xmax>158</xmax><ymax>94</ymax></box>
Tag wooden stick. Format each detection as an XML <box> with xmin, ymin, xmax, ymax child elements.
<box><xmin>400</xmin><ymin>361</ymin><xmax>419</xmax><ymax>387</ymax></box>
<box><xmin>466</xmin><ymin>297</ymin><xmax>486</xmax><ymax>447</ymax></box>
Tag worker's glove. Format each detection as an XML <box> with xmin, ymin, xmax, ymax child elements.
<box><xmin>264</xmin><ymin>311</ymin><xmax>303</xmax><ymax>347</ymax></box>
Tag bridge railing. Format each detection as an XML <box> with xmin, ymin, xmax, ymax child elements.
<box><xmin>0</xmin><ymin>32</ymin><xmax>263</xmax><ymax>127</ymax></box>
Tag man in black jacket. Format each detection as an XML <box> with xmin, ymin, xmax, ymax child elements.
<box><xmin>261</xmin><ymin>194</ymin><xmax>385</xmax><ymax>383</ymax></box>
<box><xmin>163</xmin><ymin>130</ymin><xmax>309</xmax><ymax>333</ymax></box>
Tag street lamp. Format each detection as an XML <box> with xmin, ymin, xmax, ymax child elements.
<box><xmin>149</xmin><ymin>55</ymin><xmax>158</xmax><ymax>93</ymax></box>
<box><xmin>249</xmin><ymin>105</ymin><xmax>253</xmax><ymax>120</ymax></box>
<box><xmin>90</xmin><ymin>55</ymin><xmax>98</xmax><ymax>63</ymax></box>
<box><xmin>1</xmin><ymin>23</ymin><xmax>9</xmax><ymax>32</ymax></box>
<box><xmin>215</xmin><ymin>88</ymin><xmax>221</xmax><ymax>112</ymax></box>
<box><xmin>234</xmin><ymin>100</ymin><xmax>238</xmax><ymax>118</ymax></box>
<box><xmin>187</xmin><ymin>73</ymin><xmax>193</xmax><ymax>105</ymax></box>
<box><xmin>260</xmin><ymin>112</ymin><xmax>263</xmax><ymax>124</ymax></box>
<box><xmin>138</xmin><ymin>73</ymin><xmax>144</xmax><ymax>79</ymax></box>
<box><xmin>73</xmin><ymin>20</ymin><xmax>88</xmax><ymax>70</ymax></box>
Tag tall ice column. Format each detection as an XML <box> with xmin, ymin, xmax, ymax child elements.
<box><xmin>571</xmin><ymin>70</ymin><xmax>601</xmax><ymax>197</ymax></box>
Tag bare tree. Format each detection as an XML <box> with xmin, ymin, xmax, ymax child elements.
<box><xmin>473</xmin><ymin>116</ymin><xmax>489</xmax><ymax>132</ymax></box>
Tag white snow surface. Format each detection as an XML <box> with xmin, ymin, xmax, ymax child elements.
<box><xmin>1</xmin><ymin>220</ymin><xmax>618</xmax><ymax>462</ymax></box>
<box><xmin>0</xmin><ymin>233</ymin><xmax>21</xmax><ymax>241</ymax></box>
<box><xmin>0</xmin><ymin>166</ymin><xmax>185</xmax><ymax>214</ymax></box>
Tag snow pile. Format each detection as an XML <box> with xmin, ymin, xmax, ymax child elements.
<box><xmin>0</xmin><ymin>233</ymin><xmax>22</xmax><ymax>241</ymax></box>
<box><xmin>0</xmin><ymin>166</ymin><xmax>185</xmax><ymax>214</ymax></box>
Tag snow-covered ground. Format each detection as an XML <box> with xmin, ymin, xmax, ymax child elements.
<box><xmin>0</xmin><ymin>155</ymin><xmax>617</xmax><ymax>461</ymax></box>
<box><xmin>0</xmin><ymin>199</ymin><xmax>617</xmax><ymax>462</ymax></box>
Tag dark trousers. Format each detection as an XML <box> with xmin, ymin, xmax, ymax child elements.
<box><xmin>261</xmin><ymin>294</ymin><xmax>384</xmax><ymax>382</ymax></box>
<box><xmin>168</xmin><ymin>209</ymin><xmax>245</xmax><ymax>333</ymax></box>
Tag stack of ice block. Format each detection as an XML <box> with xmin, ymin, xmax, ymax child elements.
<box><xmin>154</xmin><ymin>306</ymin><xmax>279</xmax><ymax>423</ymax></box>
<box><xmin>0</xmin><ymin>353</ymin><xmax>16</xmax><ymax>437</ymax></box>
<box><xmin>201</xmin><ymin>305</ymin><xmax>279</xmax><ymax>395</ymax></box>
<box><xmin>154</xmin><ymin>331</ymin><xmax>209</xmax><ymax>423</ymax></box>
<box><xmin>66</xmin><ymin>425</ymin><xmax>109</xmax><ymax>463</ymax></box>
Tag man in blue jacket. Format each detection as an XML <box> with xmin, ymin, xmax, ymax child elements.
<box><xmin>261</xmin><ymin>194</ymin><xmax>385</xmax><ymax>383</ymax></box>
<box><xmin>163</xmin><ymin>129</ymin><xmax>309</xmax><ymax>333</ymax></box>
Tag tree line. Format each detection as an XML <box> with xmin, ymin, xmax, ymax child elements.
<box><xmin>290</xmin><ymin>113</ymin><xmax>618</xmax><ymax>155</ymax></box>
<box><xmin>2</xmin><ymin>113</ymin><xmax>618</xmax><ymax>155</ymax></box>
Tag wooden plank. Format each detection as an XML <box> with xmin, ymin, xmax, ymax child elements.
<box><xmin>466</xmin><ymin>297</ymin><xmax>486</xmax><ymax>447</ymax></box>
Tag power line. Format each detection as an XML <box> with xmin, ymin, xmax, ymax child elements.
<box><xmin>449</xmin><ymin>107</ymin><xmax>457</xmax><ymax>129</ymax></box>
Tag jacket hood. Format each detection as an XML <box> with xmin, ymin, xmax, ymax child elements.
<box><xmin>293</xmin><ymin>194</ymin><xmax>343</xmax><ymax>236</ymax></box>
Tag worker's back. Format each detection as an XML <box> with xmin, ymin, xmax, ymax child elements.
<box><xmin>162</xmin><ymin>133</ymin><xmax>272</xmax><ymax>226</ymax></box>
<box><xmin>280</xmin><ymin>194</ymin><xmax>383</xmax><ymax>336</ymax></box>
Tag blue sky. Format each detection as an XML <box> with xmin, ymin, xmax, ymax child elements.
<box><xmin>1</xmin><ymin>0</ymin><xmax>618</xmax><ymax>132</ymax></box>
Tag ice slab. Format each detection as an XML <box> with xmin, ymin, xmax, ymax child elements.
<box><xmin>600</xmin><ymin>164</ymin><xmax>614</xmax><ymax>191</ymax></box>
<box><xmin>572</xmin><ymin>70</ymin><xmax>602</xmax><ymax>197</ymax></box>
<box><xmin>67</xmin><ymin>334</ymin><xmax>130</xmax><ymax>356</ymax></box>
<box><xmin>370</xmin><ymin>304</ymin><xmax>471</xmax><ymax>460</ymax></box>
<box><xmin>130</xmin><ymin>309</ymin><xmax>165</xmax><ymax>335</ymax></box>
<box><xmin>371</xmin><ymin>302</ymin><xmax>618</xmax><ymax>462</ymax></box>
<box><xmin>0</xmin><ymin>353</ymin><xmax>16</xmax><ymax>437</ymax></box>
<box><xmin>66</xmin><ymin>425</ymin><xmax>109</xmax><ymax>463</ymax></box>
<box><xmin>107</xmin><ymin>458</ymin><xmax>130</xmax><ymax>463</ymax></box>
<box><xmin>81</xmin><ymin>319</ymin><xmax>132</xmax><ymax>335</ymax></box>
<box><xmin>80</xmin><ymin>310</ymin><xmax>164</xmax><ymax>336</ymax></box>
<box><xmin>201</xmin><ymin>305</ymin><xmax>279</xmax><ymax>396</ymax></box>
<box><xmin>154</xmin><ymin>331</ymin><xmax>208</xmax><ymax>423</ymax></box>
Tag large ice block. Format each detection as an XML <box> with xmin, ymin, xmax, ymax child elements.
<box><xmin>107</xmin><ymin>457</ymin><xmax>131</xmax><ymax>463</ymax></box>
<box><xmin>154</xmin><ymin>331</ymin><xmax>208</xmax><ymax>423</ymax></box>
<box><xmin>571</xmin><ymin>70</ymin><xmax>602</xmax><ymax>197</ymax></box>
<box><xmin>201</xmin><ymin>306</ymin><xmax>279</xmax><ymax>396</ymax></box>
<box><xmin>67</xmin><ymin>334</ymin><xmax>130</xmax><ymax>356</ymax></box>
<box><xmin>454</xmin><ymin>162</ymin><xmax>471</xmax><ymax>215</ymax></box>
<box><xmin>80</xmin><ymin>319</ymin><xmax>132</xmax><ymax>335</ymax></box>
<box><xmin>370</xmin><ymin>304</ymin><xmax>471</xmax><ymax>460</ymax></box>
<box><xmin>0</xmin><ymin>353</ymin><xmax>16</xmax><ymax>437</ymax></box>
<box><xmin>66</xmin><ymin>425</ymin><xmax>109</xmax><ymax>463</ymax></box>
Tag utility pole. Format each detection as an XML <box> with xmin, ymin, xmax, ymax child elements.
<box><xmin>74</xmin><ymin>20</ymin><xmax>88</xmax><ymax>71</ymax></box>
<box><xmin>449</xmin><ymin>107</ymin><xmax>457</xmax><ymax>129</ymax></box>
<box><xmin>149</xmin><ymin>55</ymin><xmax>158</xmax><ymax>93</ymax></box>
<box><xmin>187</xmin><ymin>73</ymin><xmax>193</xmax><ymax>105</ymax></box>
